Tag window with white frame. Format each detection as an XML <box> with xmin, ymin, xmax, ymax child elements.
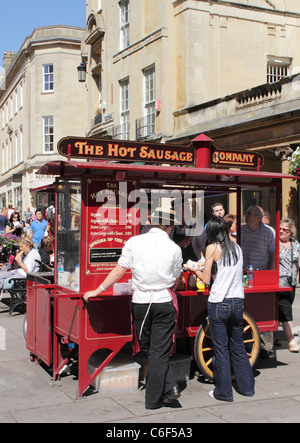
<box><xmin>1</xmin><ymin>143</ymin><xmax>4</xmax><ymax>174</ymax></box>
<box><xmin>267</xmin><ymin>57</ymin><xmax>290</xmax><ymax>83</ymax></box>
<box><xmin>15</xmin><ymin>89</ymin><xmax>18</xmax><ymax>114</ymax></box>
<box><xmin>43</xmin><ymin>64</ymin><xmax>54</xmax><ymax>92</ymax></box>
<box><xmin>144</xmin><ymin>66</ymin><xmax>156</xmax><ymax>137</ymax></box>
<box><xmin>19</xmin><ymin>126</ymin><xmax>23</xmax><ymax>162</ymax></box>
<box><xmin>120</xmin><ymin>0</ymin><xmax>130</xmax><ymax>50</ymax></box>
<box><xmin>10</xmin><ymin>96</ymin><xmax>13</xmax><ymax>120</ymax></box>
<box><xmin>43</xmin><ymin>116</ymin><xmax>54</xmax><ymax>152</ymax></box>
<box><xmin>20</xmin><ymin>81</ymin><xmax>23</xmax><ymax>108</ymax></box>
<box><xmin>14</xmin><ymin>131</ymin><xmax>18</xmax><ymax>165</ymax></box>
<box><xmin>120</xmin><ymin>78</ymin><xmax>130</xmax><ymax>140</ymax></box>
<box><xmin>5</xmin><ymin>140</ymin><xmax>9</xmax><ymax>170</ymax></box>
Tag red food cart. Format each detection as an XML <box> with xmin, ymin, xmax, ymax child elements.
<box><xmin>26</xmin><ymin>134</ymin><xmax>297</xmax><ymax>397</ymax></box>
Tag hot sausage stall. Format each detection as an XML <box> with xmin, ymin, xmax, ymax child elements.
<box><xmin>26</xmin><ymin>134</ymin><xmax>297</xmax><ymax>398</ymax></box>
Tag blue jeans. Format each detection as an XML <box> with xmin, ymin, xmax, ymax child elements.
<box><xmin>208</xmin><ymin>298</ymin><xmax>255</xmax><ymax>402</ymax></box>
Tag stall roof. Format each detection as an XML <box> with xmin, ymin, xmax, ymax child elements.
<box><xmin>36</xmin><ymin>160</ymin><xmax>298</xmax><ymax>182</ymax></box>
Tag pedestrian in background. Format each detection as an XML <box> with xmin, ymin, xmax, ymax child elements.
<box><xmin>29</xmin><ymin>208</ymin><xmax>48</xmax><ymax>249</ymax></box>
<box><xmin>5</xmin><ymin>212</ymin><xmax>24</xmax><ymax>237</ymax></box>
<box><xmin>0</xmin><ymin>208</ymin><xmax>7</xmax><ymax>236</ymax></box>
<box><xmin>277</xmin><ymin>217</ymin><xmax>300</xmax><ymax>352</ymax></box>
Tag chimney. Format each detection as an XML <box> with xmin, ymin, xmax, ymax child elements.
<box><xmin>3</xmin><ymin>51</ymin><xmax>16</xmax><ymax>73</ymax></box>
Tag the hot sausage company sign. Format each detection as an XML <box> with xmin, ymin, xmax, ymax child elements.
<box><xmin>58</xmin><ymin>136</ymin><xmax>264</xmax><ymax>170</ymax></box>
<box><xmin>58</xmin><ymin>136</ymin><xmax>195</xmax><ymax>166</ymax></box>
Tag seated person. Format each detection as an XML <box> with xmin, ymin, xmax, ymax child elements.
<box><xmin>39</xmin><ymin>236</ymin><xmax>54</xmax><ymax>268</ymax></box>
<box><xmin>241</xmin><ymin>205</ymin><xmax>275</xmax><ymax>270</ymax></box>
<box><xmin>0</xmin><ymin>237</ymin><xmax>41</xmax><ymax>290</ymax></box>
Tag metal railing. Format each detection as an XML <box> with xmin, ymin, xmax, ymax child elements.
<box><xmin>136</xmin><ymin>115</ymin><xmax>155</xmax><ymax>140</ymax></box>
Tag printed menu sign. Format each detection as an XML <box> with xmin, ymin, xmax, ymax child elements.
<box><xmin>85</xmin><ymin>179</ymin><xmax>138</xmax><ymax>275</ymax></box>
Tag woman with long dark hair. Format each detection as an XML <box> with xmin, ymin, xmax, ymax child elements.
<box><xmin>5</xmin><ymin>212</ymin><xmax>24</xmax><ymax>237</ymax></box>
<box><xmin>186</xmin><ymin>216</ymin><xmax>255</xmax><ymax>402</ymax></box>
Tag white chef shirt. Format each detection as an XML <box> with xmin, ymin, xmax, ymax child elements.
<box><xmin>118</xmin><ymin>228</ymin><xmax>183</xmax><ymax>303</ymax></box>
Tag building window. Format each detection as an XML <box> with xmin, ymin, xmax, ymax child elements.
<box><xmin>10</xmin><ymin>96</ymin><xmax>13</xmax><ymax>120</ymax></box>
<box><xmin>267</xmin><ymin>57</ymin><xmax>290</xmax><ymax>83</ymax></box>
<box><xmin>120</xmin><ymin>0</ymin><xmax>130</xmax><ymax>50</ymax></box>
<box><xmin>43</xmin><ymin>64</ymin><xmax>54</xmax><ymax>92</ymax></box>
<box><xmin>120</xmin><ymin>78</ymin><xmax>130</xmax><ymax>140</ymax></box>
<box><xmin>15</xmin><ymin>187</ymin><xmax>22</xmax><ymax>212</ymax></box>
<box><xmin>20</xmin><ymin>81</ymin><xmax>23</xmax><ymax>108</ymax></box>
<box><xmin>15</xmin><ymin>89</ymin><xmax>18</xmax><ymax>114</ymax></box>
<box><xmin>144</xmin><ymin>66</ymin><xmax>156</xmax><ymax>137</ymax></box>
<box><xmin>43</xmin><ymin>116</ymin><xmax>54</xmax><ymax>152</ymax></box>
<box><xmin>1</xmin><ymin>143</ymin><xmax>4</xmax><ymax>174</ymax></box>
<box><xmin>14</xmin><ymin>131</ymin><xmax>18</xmax><ymax>165</ymax></box>
<box><xmin>5</xmin><ymin>140</ymin><xmax>9</xmax><ymax>170</ymax></box>
<box><xmin>19</xmin><ymin>126</ymin><xmax>23</xmax><ymax>162</ymax></box>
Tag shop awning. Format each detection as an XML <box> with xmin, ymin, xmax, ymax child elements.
<box><xmin>36</xmin><ymin>160</ymin><xmax>298</xmax><ymax>184</ymax></box>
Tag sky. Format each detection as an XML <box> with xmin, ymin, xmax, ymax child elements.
<box><xmin>0</xmin><ymin>0</ymin><xmax>86</xmax><ymax>67</ymax></box>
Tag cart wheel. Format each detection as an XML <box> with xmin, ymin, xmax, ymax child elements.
<box><xmin>194</xmin><ymin>311</ymin><xmax>260</xmax><ymax>380</ymax></box>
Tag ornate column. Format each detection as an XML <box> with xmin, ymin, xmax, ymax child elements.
<box><xmin>275</xmin><ymin>146</ymin><xmax>295</xmax><ymax>219</ymax></box>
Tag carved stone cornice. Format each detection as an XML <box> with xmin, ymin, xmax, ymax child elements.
<box><xmin>113</xmin><ymin>28</ymin><xmax>168</xmax><ymax>64</ymax></box>
<box><xmin>274</xmin><ymin>146</ymin><xmax>293</xmax><ymax>159</ymax></box>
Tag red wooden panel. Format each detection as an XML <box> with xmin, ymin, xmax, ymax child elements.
<box><xmin>35</xmin><ymin>288</ymin><xmax>52</xmax><ymax>366</ymax></box>
<box><xmin>26</xmin><ymin>281</ymin><xmax>36</xmax><ymax>355</ymax></box>
<box><xmin>54</xmin><ymin>296</ymin><xmax>80</xmax><ymax>342</ymax></box>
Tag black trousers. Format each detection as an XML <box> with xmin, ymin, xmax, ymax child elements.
<box><xmin>132</xmin><ymin>301</ymin><xmax>177</xmax><ymax>407</ymax></box>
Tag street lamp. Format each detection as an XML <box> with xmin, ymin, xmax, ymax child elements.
<box><xmin>77</xmin><ymin>62</ymin><xmax>87</xmax><ymax>82</ymax></box>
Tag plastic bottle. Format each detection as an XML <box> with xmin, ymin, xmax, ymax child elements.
<box><xmin>187</xmin><ymin>272</ymin><xmax>197</xmax><ymax>290</ymax></box>
<box><xmin>74</xmin><ymin>265</ymin><xmax>80</xmax><ymax>291</ymax></box>
<box><xmin>58</xmin><ymin>255</ymin><xmax>64</xmax><ymax>272</ymax></box>
<box><xmin>248</xmin><ymin>265</ymin><xmax>254</xmax><ymax>288</ymax></box>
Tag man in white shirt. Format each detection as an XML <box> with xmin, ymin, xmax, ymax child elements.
<box><xmin>84</xmin><ymin>207</ymin><xmax>183</xmax><ymax>410</ymax></box>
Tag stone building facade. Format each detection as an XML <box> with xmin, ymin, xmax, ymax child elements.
<box><xmin>82</xmin><ymin>0</ymin><xmax>300</xmax><ymax>224</ymax></box>
<box><xmin>0</xmin><ymin>25</ymin><xmax>88</xmax><ymax>213</ymax></box>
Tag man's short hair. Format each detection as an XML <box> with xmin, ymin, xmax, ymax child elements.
<box><xmin>211</xmin><ymin>202</ymin><xmax>224</xmax><ymax>212</ymax></box>
<box><xmin>246</xmin><ymin>205</ymin><xmax>263</xmax><ymax>219</ymax></box>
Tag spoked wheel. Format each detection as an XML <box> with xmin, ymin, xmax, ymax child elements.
<box><xmin>194</xmin><ymin>311</ymin><xmax>260</xmax><ymax>380</ymax></box>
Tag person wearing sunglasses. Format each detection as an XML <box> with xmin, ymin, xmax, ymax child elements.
<box><xmin>5</xmin><ymin>212</ymin><xmax>24</xmax><ymax>237</ymax></box>
<box><xmin>277</xmin><ymin>218</ymin><xmax>300</xmax><ymax>353</ymax></box>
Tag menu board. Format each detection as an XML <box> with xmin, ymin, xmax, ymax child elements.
<box><xmin>85</xmin><ymin>179</ymin><xmax>138</xmax><ymax>276</ymax></box>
